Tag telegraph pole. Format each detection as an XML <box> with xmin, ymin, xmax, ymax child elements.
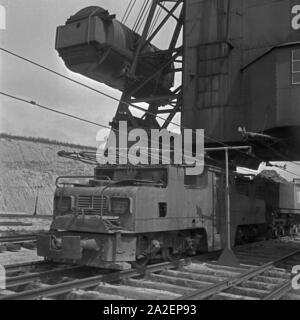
<box><xmin>206</xmin><ymin>146</ymin><xmax>252</xmax><ymax>266</ymax></box>
<box><xmin>33</xmin><ymin>186</ymin><xmax>42</xmax><ymax>216</ymax></box>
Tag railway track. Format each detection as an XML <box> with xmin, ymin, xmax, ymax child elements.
<box><xmin>0</xmin><ymin>234</ymin><xmax>37</xmax><ymax>245</ymax></box>
<box><xmin>0</xmin><ymin>238</ymin><xmax>299</xmax><ymax>300</ymax></box>
<box><xmin>0</xmin><ymin>234</ymin><xmax>38</xmax><ymax>254</ymax></box>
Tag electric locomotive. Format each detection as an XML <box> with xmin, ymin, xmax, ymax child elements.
<box><xmin>37</xmin><ymin>164</ymin><xmax>266</xmax><ymax>269</ymax></box>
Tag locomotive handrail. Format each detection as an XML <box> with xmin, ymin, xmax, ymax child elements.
<box><xmin>55</xmin><ymin>175</ymin><xmax>111</xmax><ymax>188</ymax></box>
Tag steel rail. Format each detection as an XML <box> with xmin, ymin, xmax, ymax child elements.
<box><xmin>0</xmin><ymin>258</ymin><xmax>192</xmax><ymax>300</ymax></box>
<box><xmin>263</xmin><ymin>281</ymin><xmax>292</xmax><ymax>300</ymax></box>
<box><xmin>4</xmin><ymin>260</ymin><xmax>48</xmax><ymax>270</ymax></box>
<box><xmin>6</xmin><ymin>265</ymin><xmax>84</xmax><ymax>288</ymax></box>
<box><xmin>178</xmin><ymin>249</ymin><xmax>300</xmax><ymax>300</ymax></box>
<box><xmin>0</xmin><ymin>234</ymin><xmax>37</xmax><ymax>243</ymax></box>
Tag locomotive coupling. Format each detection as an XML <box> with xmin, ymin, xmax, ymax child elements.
<box><xmin>37</xmin><ymin>235</ymin><xmax>100</xmax><ymax>260</ymax></box>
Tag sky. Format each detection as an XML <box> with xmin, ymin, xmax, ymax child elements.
<box><xmin>0</xmin><ymin>0</ymin><xmax>179</xmax><ymax>146</ymax></box>
<box><xmin>0</xmin><ymin>1</ymin><xmax>300</xmax><ymax>181</ymax></box>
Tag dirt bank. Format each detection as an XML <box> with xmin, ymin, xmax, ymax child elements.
<box><xmin>0</xmin><ymin>135</ymin><xmax>95</xmax><ymax>215</ymax></box>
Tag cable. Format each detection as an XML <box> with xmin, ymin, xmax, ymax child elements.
<box><xmin>0</xmin><ymin>91</ymin><xmax>112</xmax><ymax>130</ymax></box>
<box><xmin>2</xmin><ymin>47</ymin><xmax>300</xmax><ymax>179</ymax></box>
<box><xmin>148</xmin><ymin>5</ymin><xmax>163</xmax><ymax>37</ymax></box>
<box><xmin>0</xmin><ymin>47</ymin><xmax>182</xmax><ymax>129</ymax></box>
<box><xmin>3</xmin><ymin>90</ymin><xmax>300</xmax><ymax>179</ymax></box>
<box><xmin>132</xmin><ymin>0</ymin><xmax>147</xmax><ymax>31</ymax></box>
<box><xmin>122</xmin><ymin>0</ymin><xmax>136</xmax><ymax>24</ymax></box>
<box><xmin>122</xmin><ymin>0</ymin><xmax>133</xmax><ymax>23</ymax></box>
<box><xmin>0</xmin><ymin>90</ymin><xmax>205</xmax><ymax>165</ymax></box>
<box><xmin>136</xmin><ymin>0</ymin><xmax>152</xmax><ymax>34</ymax></box>
<box><xmin>133</xmin><ymin>0</ymin><xmax>149</xmax><ymax>32</ymax></box>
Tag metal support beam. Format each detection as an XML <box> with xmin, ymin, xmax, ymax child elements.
<box><xmin>130</xmin><ymin>94</ymin><xmax>178</xmax><ymax>104</ymax></box>
<box><xmin>129</xmin><ymin>50</ymin><xmax>181</xmax><ymax>97</ymax></box>
<box><xmin>142</xmin><ymin>1</ymin><xmax>182</xmax><ymax>49</ymax></box>
<box><xmin>161</xmin><ymin>97</ymin><xmax>181</xmax><ymax>129</ymax></box>
<box><xmin>130</xmin><ymin>0</ymin><xmax>159</xmax><ymax>73</ymax></box>
<box><xmin>206</xmin><ymin>146</ymin><xmax>252</xmax><ymax>266</ymax></box>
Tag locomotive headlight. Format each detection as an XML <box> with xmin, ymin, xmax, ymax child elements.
<box><xmin>54</xmin><ymin>196</ymin><xmax>74</xmax><ymax>215</ymax></box>
<box><xmin>110</xmin><ymin>197</ymin><xmax>131</xmax><ymax>214</ymax></box>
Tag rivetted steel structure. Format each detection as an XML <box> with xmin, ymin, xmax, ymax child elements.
<box><xmin>56</xmin><ymin>6</ymin><xmax>174</xmax><ymax>99</ymax></box>
<box><xmin>183</xmin><ymin>0</ymin><xmax>300</xmax><ymax>164</ymax></box>
<box><xmin>55</xmin><ymin>0</ymin><xmax>300</xmax><ymax>166</ymax></box>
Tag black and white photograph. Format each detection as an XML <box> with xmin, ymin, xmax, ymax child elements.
<box><xmin>0</xmin><ymin>0</ymin><xmax>300</xmax><ymax>309</ymax></box>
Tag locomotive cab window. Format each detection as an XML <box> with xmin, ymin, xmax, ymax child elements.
<box><xmin>184</xmin><ymin>170</ymin><xmax>208</xmax><ymax>188</ymax></box>
<box><xmin>292</xmin><ymin>49</ymin><xmax>300</xmax><ymax>84</ymax></box>
<box><xmin>94</xmin><ymin>167</ymin><xmax>168</xmax><ymax>187</ymax></box>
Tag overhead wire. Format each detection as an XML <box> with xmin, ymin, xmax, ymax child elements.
<box><xmin>148</xmin><ymin>4</ymin><xmax>163</xmax><ymax>37</ymax></box>
<box><xmin>132</xmin><ymin>0</ymin><xmax>149</xmax><ymax>32</ymax></box>
<box><xmin>136</xmin><ymin>0</ymin><xmax>152</xmax><ymax>34</ymax></box>
<box><xmin>0</xmin><ymin>90</ymin><xmax>206</xmax><ymax>165</ymax></box>
<box><xmin>1</xmin><ymin>41</ymin><xmax>300</xmax><ymax>179</ymax></box>
<box><xmin>3</xmin><ymin>89</ymin><xmax>300</xmax><ymax>179</ymax></box>
<box><xmin>121</xmin><ymin>0</ymin><xmax>136</xmax><ymax>24</ymax></box>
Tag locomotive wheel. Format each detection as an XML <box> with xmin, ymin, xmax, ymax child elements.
<box><xmin>131</xmin><ymin>254</ymin><xmax>150</xmax><ymax>269</ymax></box>
<box><xmin>162</xmin><ymin>247</ymin><xmax>183</xmax><ymax>261</ymax></box>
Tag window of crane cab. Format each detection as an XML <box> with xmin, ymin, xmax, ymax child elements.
<box><xmin>292</xmin><ymin>49</ymin><xmax>300</xmax><ymax>84</ymax></box>
<box><xmin>94</xmin><ymin>167</ymin><xmax>168</xmax><ymax>187</ymax></box>
<box><xmin>184</xmin><ymin>169</ymin><xmax>208</xmax><ymax>188</ymax></box>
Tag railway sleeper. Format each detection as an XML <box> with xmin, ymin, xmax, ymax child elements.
<box><xmin>66</xmin><ymin>289</ymin><xmax>132</xmax><ymax>300</ymax></box>
<box><xmin>283</xmin><ymin>291</ymin><xmax>300</xmax><ymax>300</ymax></box>
<box><xmin>160</xmin><ymin>269</ymin><xmax>226</xmax><ymax>283</ymax></box>
<box><xmin>238</xmin><ymin>280</ymin><xmax>278</xmax><ymax>291</ymax></box>
<box><xmin>95</xmin><ymin>283</ymin><xmax>179</xmax><ymax>300</ymax></box>
<box><xmin>146</xmin><ymin>272</ymin><xmax>213</xmax><ymax>289</ymax></box>
<box><xmin>226</xmin><ymin>286</ymin><xmax>270</xmax><ymax>299</ymax></box>
<box><xmin>203</xmin><ymin>263</ymin><xmax>250</xmax><ymax>272</ymax></box>
<box><xmin>123</xmin><ymin>277</ymin><xmax>195</xmax><ymax>295</ymax></box>
<box><xmin>262</xmin><ymin>269</ymin><xmax>290</xmax><ymax>279</ymax></box>
<box><xmin>0</xmin><ymin>290</ymin><xmax>16</xmax><ymax>297</ymax></box>
<box><xmin>252</xmin><ymin>275</ymin><xmax>287</xmax><ymax>285</ymax></box>
<box><xmin>211</xmin><ymin>292</ymin><xmax>259</xmax><ymax>300</ymax></box>
<box><xmin>181</xmin><ymin>264</ymin><xmax>241</xmax><ymax>278</ymax></box>
<box><xmin>122</xmin><ymin>278</ymin><xmax>195</xmax><ymax>295</ymax></box>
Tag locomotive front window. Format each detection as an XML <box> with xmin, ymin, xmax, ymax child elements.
<box><xmin>95</xmin><ymin>167</ymin><xmax>168</xmax><ymax>187</ymax></box>
<box><xmin>54</xmin><ymin>196</ymin><xmax>73</xmax><ymax>215</ymax></box>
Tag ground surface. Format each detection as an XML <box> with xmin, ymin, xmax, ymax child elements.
<box><xmin>0</xmin><ymin>213</ymin><xmax>51</xmax><ymax>236</ymax></box>
<box><xmin>0</xmin><ymin>248</ymin><xmax>42</xmax><ymax>266</ymax></box>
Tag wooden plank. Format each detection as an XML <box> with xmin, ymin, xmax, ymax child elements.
<box><xmin>262</xmin><ymin>270</ymin><xmax>290</xmax><ymax>279</ymax></box>
<box><xmin>147</xmin><ymin>273</ymin><xmax>213</xmax><ymax>289</ymax></box>
<box><xmin>96</xmin><ymin>283</ymin><xmax>179</xmax><ymax>300</ymax></box>
<box><xmin>212</xmin><ymin>292</ymin><xmax>259</xmax><ymax>300</ymax></box>
<box><xmin>253</xmin><ymin>275</ymin><xmax>286</xmax><ymax>285</ymax></box>
<box><xmin>203</xmin><ymin>263</ymin><xmax>249</xmax><ymax>272</ymax></box>
<box><xmin>284</xmin><ymin>292</ymin><xmax>300</xmax><ymax>300</ymax></box>
<box><xmin>122</xmin><ymin>278</ymin><xmax>194</xmax><ymax>295</ymax></box>
<box><xmin>0</xmin><ymin>290</ymin><xmax>16</xmax><ymax>297</ymax></box>
<box><xmin>161</xmin><ymin>269</ymin><xmax>226</xmax><ymax>283</ymax></box>
<box><xmin>238</xmin><ymin>280</ymin><xmax>277</xmax><ymax>291</ymax></box>
<box><xmin>66</xmin><ymin>289</ymin><xmax>130</xmax><ymax>300</ymax></box>
<box><xmin>182</xmin><ymin>264</ymin><xmax>240</xmax><ymax>278</ymax></box>
<box><xmin>226</xmin><ymin>286</ymin><xmax>270</xmax><ymax>299</ymax></box>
